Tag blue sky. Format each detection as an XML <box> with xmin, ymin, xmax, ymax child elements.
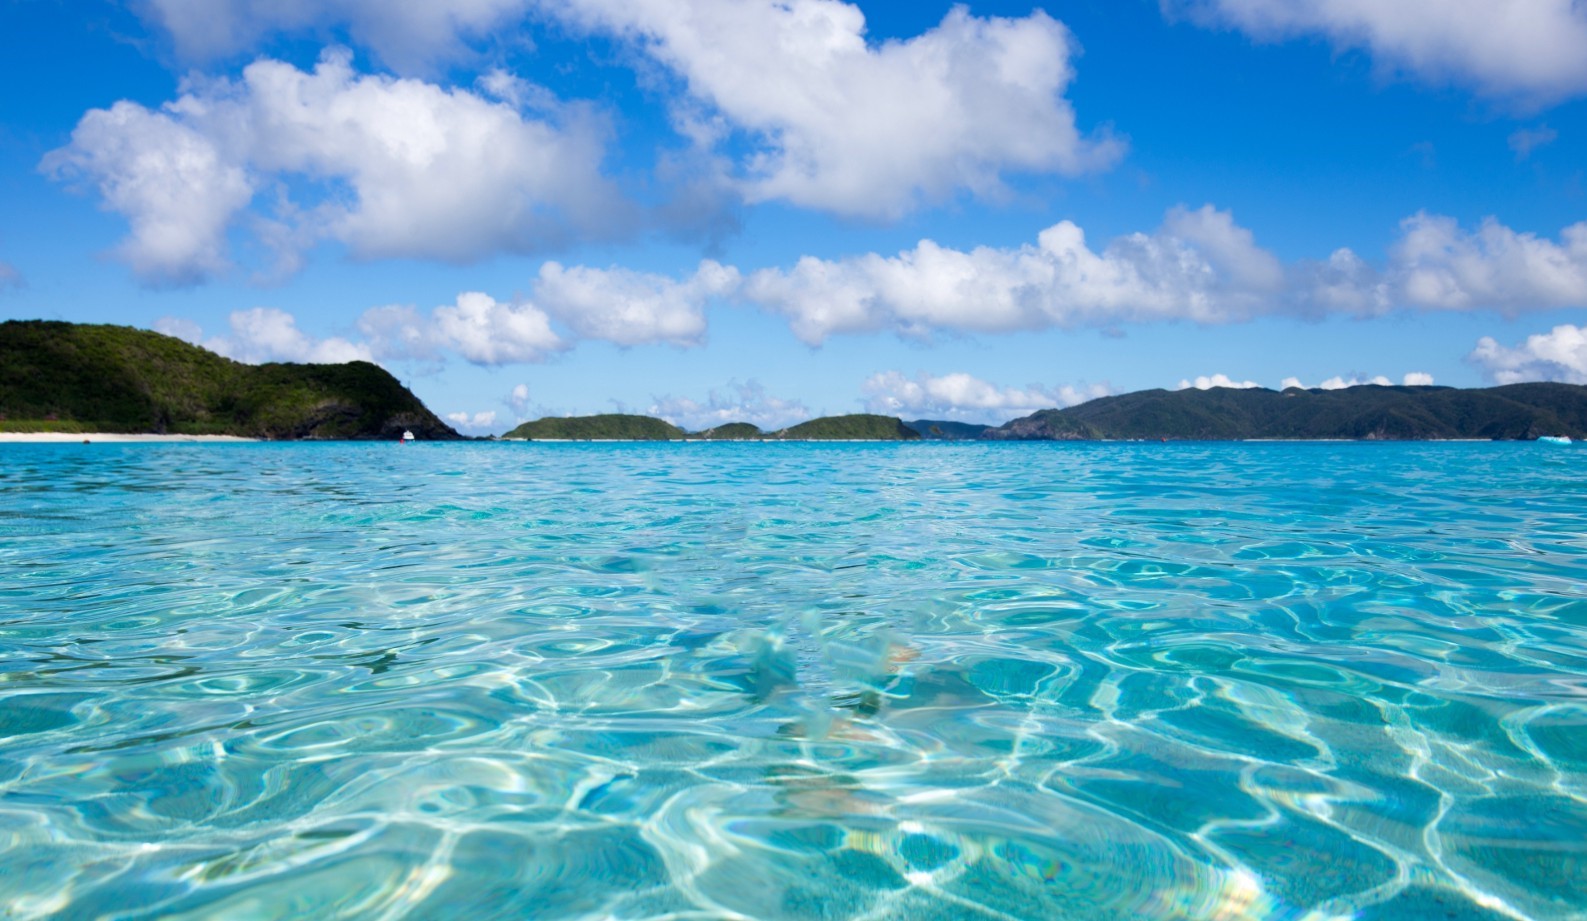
<box><xmin>2</xmin><ymin>0</ymin><xmax>1586</xmax><ymax>433</ymax></box>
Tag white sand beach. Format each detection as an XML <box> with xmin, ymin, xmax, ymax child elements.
<box><xmin>0</xmin><ymin>433</ymin><xmax>259</xmax><ymax>443</ymax></box>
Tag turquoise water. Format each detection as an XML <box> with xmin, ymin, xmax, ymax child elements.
<box><xmin>1</xmin><ymin>442</ymin><xmax>1584</xmax><ymax>920</ymax></box>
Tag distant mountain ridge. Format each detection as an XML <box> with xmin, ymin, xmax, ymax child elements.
<box><xmin>10</xmin><ymin>321</ymin><xmax>1581</xmax><ymax>443</ymax></box>
<box><xmin>502</xmin><ymin>412</ymin><xmax>920</xmax><ymax>440</ymax></box>
<box><xmin>986</xmin><ymin>384</ymin><xmax>1587</xmax><ymax>441</ymax></box>
<box><xmin>502</xmin><ymin>386</ymin><xmax>1587</xmax><ymax>442</ymax></box>
<box><xmin>0</xmin><ymin>320</ymin><xmax>459</xmax><ymax>439</ymax></box>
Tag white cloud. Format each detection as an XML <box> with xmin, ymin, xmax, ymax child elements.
<box><xmin>159</xmin><ymin>264</ymin><xmax>732</xmax><ymax>370</ymax></box>
<box><xmin>1295</xmin><ymin>214</ymin><xmax>1587</xmax><ymax>317</ymax></box>
<box><xmin>744</xmin><ymin>205</ymin><xmax>1285</xmax><ymax>344</ymax></box>
<box><xmin>0</xmin><ymin>260</ymin><xmax>22</xmax><ymax>292</ymax></box>
<box><xmin>137</xmin><ymin>0</ymin><xmax>536</xmax><ymax>73</ymax></box>
<box><xmin>446</xmin><ymin>410</ymin><xmax>499</xmax><ymax>433</ymax></box>
<box><xmin>356</xmin><ymin>305</ymin><xmax>443</xmax><ymax>362</ymax></box>
<box><xmin>1177</xmin><ymin>374</ymin><xmax>1259</xmax><ymax>390</ymax></box>
<box><xmin>505</xmin><ymin>383</ymin><xmax>533</xmax><ymax>420</ymax></box>
<box><xmin>476</xmin><ymin>68</ymin><xmax>555</xmax><ymax>110</ymax></box>
<box><xmin>1280</xmin><ymin>372</ymin><xmax>1432</xmax><ymax>389</ymax></box>
<box><xmin>44</xmin><ymin>50</ymin><xmax>627</xmax><ymax>285</ymax></box>
<box><xmin>1509</xmin><ymin>125</ymin><xmax>1559</xmax><ymax>160</ymax></box>
<box><xmin>158</xmin><ymin>308</ymin><xmax>373</xmax><ymax>364</ymax></box>
<box><xmin>739</xmin><ymin>209</ymin><xmax>1587</xmax><ymax>344</ymax></box>
<box><xmin>1166</xmin><ymin>0</ymin><xmax>1587</xmax><ymax>103</ymax></box>
<box><xmin>153</xmin><ymin>316</ymin><xmax>206</xmax><ymax>343</ymax></box>
<box><xmin>42</xmin><ymin>102</ymin><xmax>255</xmax><ymax>286</ymax></box>
<box><xmin>1387</xmin><ymin>214</ymin><xmax>1587</xmax><ymax>312</ymax></box>
<box><xmin>549</xmin><ymin>0</ymin><xmax>1121</xmax><ymax>219</ymax></box>
<box><xmin>160</xmin><ymin>295</ymin><xmax>562</xmax><ymax>370</ymax></box>
<box><xmin>533</xmin><ymin>259</ymin><xmax>739</xmax><ymax>348</ymax></box>
<box><xmin>430</xmin><ymin>293</ymin><xmax>565</xmax><ymax>365</ymax></box>
<box><xmin>358</xmin><ymin>261</ymin><xmax>734</xmax><ymax>364</ymax></box>
<box><xmin>1319</xmin><ymin>375</ymin><xmax>1393</xmax><ymax>390</ymax></box>
<box><xmin>647</xmin><ymin>380</ymin><xmax>810</xmax><ymax>431</ymax></box>
<box><xmin>1470</xmin><ymin>325</ymin><xmax>1587</xmax><ymax>383</ymax></box>
<box><xmin>862</xmin><ymin>371</ymin><xmax>1109</xmax><ymax>422</ymax></box>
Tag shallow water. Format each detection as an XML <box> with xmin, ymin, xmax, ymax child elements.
<box><xmin>1</xmin><ymin>441</ymin><xmax>1584</xmax><ymax>920</ymax></box>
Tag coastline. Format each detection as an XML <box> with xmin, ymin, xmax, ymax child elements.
<box><xmin>0</xmin><ymin>433</ymin><xmax>260</xmax><ymax>443</ymax></box>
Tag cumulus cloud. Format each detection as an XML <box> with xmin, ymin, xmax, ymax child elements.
<box><xmin>133</xmin><ymin>1</ymin><xmax>1121</xmax><ymax>220</ymax></box>
<box><xmin>433</xmin><ymin>295</ymin><xmax>563</xmax><ymax>365</ymax></box>
<box><xmin>862</xmin><ymin>371</ymin><xmax>1109</xmax><ymax>421</ymax></box>
<box><xmin>1282</xmin><ymin>374</ymin><xmax>1392</xmax><ymax>390</ymax></box>
<box><xmin>1281</xmin><ymin>372</ymin><xmax>1433</xmax><ymax>389</ymax></box>
<box><xmin>1470</xmin><ymin>325</ymin><xmax>1587</xmax><ymax>384</ymax></box>
<box><xmin>358</xmin><ymin>261</ymin><xmax>737</xmax><ymax>365</ymax></box>
<box><xmin>533</xmin><ymin>259</ymin><xmax>738</xmax><ymax>348</ymax></box>
<box><xmin>42</xmin><ymin>102</ymin><xmax>254</xmax><ymax>286</ymax></box>
<box><xmin>1320</xmin><ymin>374</ymin><xmax>1393</xmax><ymax>390</ymax></box>
<box><xmin>548</xmin><ymin>0</ymin><xmax>1121</xmax><ymax>219</ymax></box>
<box><xmin>505</xmin><ymin>383</ymin><xmax>534</xmax><ymax>420</ymax></box>
<box><xmin>446</xmin><ymin>410</ymin><xmax>499</xmax><ymax>433</ymax></box>
<box><xmin>137</xmin><ymin>0</ymin><xmax>536</xmax><ymax>73</ymax></box>
<box><xmin>1178</xmin><ymin>374</ymin><xmax>1259</xmax><ymax>390</ymax></box>
<box><xmin>739</xmin><ymin>209</ymin><xmax>1587</xmax><ymax>344</ymax></box>
<box><xmin>355</xmin><ymin>305</ymin><xmax>444</xmax><ymax>363</ymax></box>
<box><xmin>1165</xmin><ymin>0</ymin><xmax>1587</xmax><ymax>103</ymax></box>
<box><xmin>44</xmin><ymin>49</ymin><xmax>627</xmax><ymax>285</ymax></box>
<box><xmin>157</xmin><ymin>308</ymin><xmax>373</xmax><ymax>363</ymax></box>
<box><xmin>647</xmin><ymin>380</ymin><xmax>810</xmax><ymax>431</ymax></box>
<box><xmin>154</xmin><ymin>255</ymin><xmax>737</xmax><ymax>372</ymax></box>
<box><xmin>378</xmin><ymin>293</ymin><xmax>564</xmax><ymax>365</ymax></box>
<box><xmin>745</xmin><ymin>205</ymin><xmax>1286</xmax><ymax>344</ymax></box>
<box><xmin>1384</xmin><ymin>213</ymin><xmax>1587</xmax><ymax>313</ymax></box>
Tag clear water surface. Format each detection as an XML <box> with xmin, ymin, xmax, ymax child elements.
<box><xmin>1</xmin><ymin>442</ymin><xmax>1584</xmax><ymax>920</ymax></box>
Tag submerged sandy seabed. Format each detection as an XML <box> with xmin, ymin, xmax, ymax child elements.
<box><xmin>0</xmin><ymin>433</ymin><xmax>260</xmax><ymax>443</ymax></box>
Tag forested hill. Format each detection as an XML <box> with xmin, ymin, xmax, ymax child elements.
<box><xmin>0</xmin><ymin>320</ymin><xmax>459</xmax><ymax>439</ymax></box>
<box><xmin>502</xmin><ymin>412</ymin><xmax>921</xmax><ymax>440</ymax></box>
<box><xmin>987</xmin><ymin>384</ymin><xmax>1587</xmax><ymax>441</ymax></box>
<box><xmin>502</xmin><ymin>414</ymin><xmax>686</xmax><ymax>440</ymax></box>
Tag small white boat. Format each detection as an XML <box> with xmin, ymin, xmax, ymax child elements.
<box><xmin>401</xmin><ymin>430</ymin><xmax>416</xmax><ymax>442</ymax></box>
<box><xmin>1538</xmin><ymin>435</ymin><xmax>1572</xmax><ymax>445</ymax></box>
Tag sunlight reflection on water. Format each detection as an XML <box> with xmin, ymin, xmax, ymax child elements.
<box><xmin>1</xmin><ymin>441</ymin><xmax>1584</xmax><ymax>919</ymax></box>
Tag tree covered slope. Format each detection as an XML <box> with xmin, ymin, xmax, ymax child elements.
<box><xmin>987</xmin><ymin>384</ymin><xmax>1587</xmax><ymax>440</ymax></box>
<box><xmin>0</xmin><ymin>320</ymin><xmax>459</xmax><ymax>439</ymax></box>
<box><xmin>502</xmin><ymin>414</ymin><xmax>687</xmax><ymax>440</ymax></box>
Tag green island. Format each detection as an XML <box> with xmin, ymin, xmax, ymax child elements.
<box><xmin>501</xmin><ymin>412</ymin><xmax>921</xmax><ymax>440</ymax></box>
<box><xmin>779</xmin><ymin>413</ymin><xmax>921</xmax><ymax>440</ymax></box>
<box><xmin>503</xmin><ymin>413</ymin><xmax>687</xmax><ymax>440</ymax></box>
<box><xmin>984</xmin><ymin>383</ymin><xmax>1587</xmax><ymax>441</ymax></box>
<box><xmin>0</xmin><ymin>320</ymin><xmax>459</xmax><ymax>439</ymax></box>
<box><xmin>7</xmin><ymin>321</ymin><xmax>1587</xmax><ymax>441</ymax></box>
<box><xmin>696</xmin><ymin>422</ymin><xmax>764</xmax><ymax>440</ymax></box>
<box><xmin>905</xmin><ymin>419</ymin><xmax>995</xmax><ymax>440</ymax></box>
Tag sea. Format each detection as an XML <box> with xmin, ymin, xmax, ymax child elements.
<box><xmin>1</xmin><ymin>441</ymin><xmax>1583</xmax><ymax>920</ymax></box>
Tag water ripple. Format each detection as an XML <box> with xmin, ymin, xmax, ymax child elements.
<box><xmin>1</xmin><ymin>441</ymin><xmax>1584</xmax><ymax>919</ymax></box>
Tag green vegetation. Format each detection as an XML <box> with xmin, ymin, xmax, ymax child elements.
<box><xmin>777</xmin><ymin>414</ymin><xmax>921</xmax><ymax>440</ymax></box>
<box><xmin>696</xmin><ymin>422</ymin><xmax>763</xmax><ymax>440</ymax></box>
<box><xmin>0</xmin><ymin>320</ymin><xmax>459</xmax><ymax>439</ymax></box>
<box><xmin>905</xmin><ymin>419</ymin><xmax>993</xmax><ymax>440</ymax></box>
<box><xmin>504</xmin><ymin>413</ymin><xmax>924</xmax><ymax>441</ymax></box>
<box><xmin>987</xmin><ymin>384</ymin><xmax>1587</xmax><ymax>441</ymax></box>
<box><xmin>503</xmin><ymin>413</ymin><xmax>686</xmax><ymax>440</ymax></box>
